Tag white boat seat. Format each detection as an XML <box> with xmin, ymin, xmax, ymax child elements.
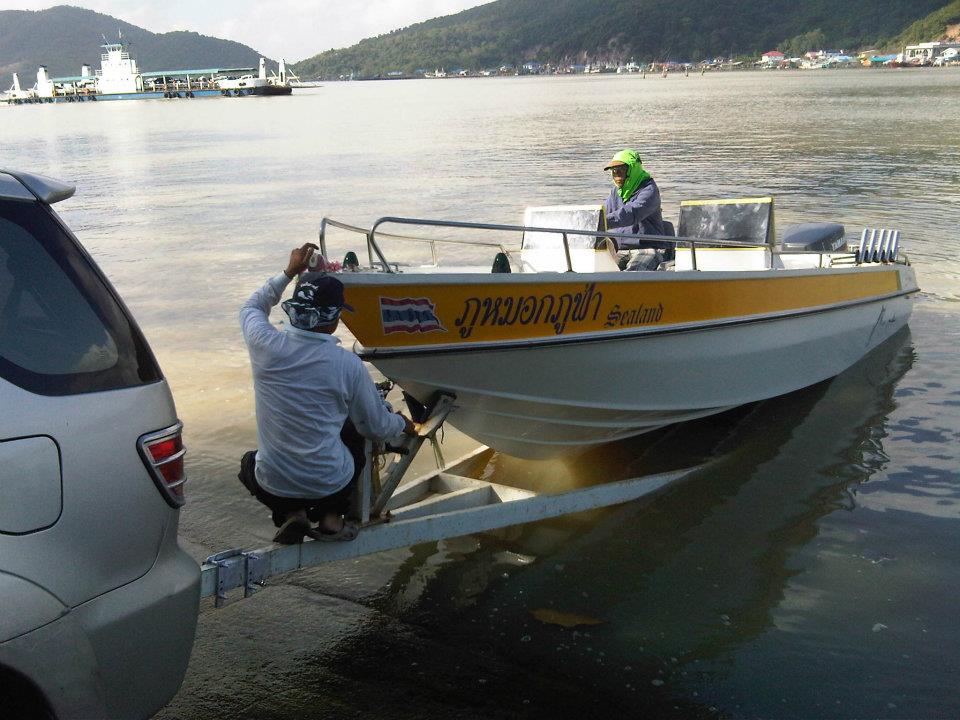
<box><xmin>780</xmin><ymin>223</ymin><xmax>845</xmax><ymax>252</ymax></box>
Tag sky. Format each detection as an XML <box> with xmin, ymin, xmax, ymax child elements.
<box><xmin>0</xmin><ymin>1</ymin><xmax>491</xmax><ymax>61</ymax></box>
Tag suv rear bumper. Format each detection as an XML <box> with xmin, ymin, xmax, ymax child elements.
<box><xmin>0</xmin><ymin>519</ymin><xmax>199</xmax><ymax>720</ymax></box>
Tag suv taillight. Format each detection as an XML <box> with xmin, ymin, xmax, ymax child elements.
<box><xmin>138</xmin><ymin>422</ymin><xmax>187</xmax><ymax>507</ymax></box>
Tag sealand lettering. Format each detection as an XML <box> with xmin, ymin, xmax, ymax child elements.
<box><xmin>604</xmin><ymin>302</ymin><xmax>664</xmax><ymax>328</ymax></box>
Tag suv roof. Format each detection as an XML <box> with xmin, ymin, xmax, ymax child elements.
<box><xmin>0</xmin><ymin>170</ymin><xmax>76</xmax><ymax>204</ymax></box>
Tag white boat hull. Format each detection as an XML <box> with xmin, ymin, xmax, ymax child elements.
<box><xmin>367</xmin><ymin>292</ymin><xmax>912</xmax><ymax>459</ymax></box>
<box><xmin>339</xmin><ymin>262</ymin><xmax>917</xmax><ymax>460</ymax></box>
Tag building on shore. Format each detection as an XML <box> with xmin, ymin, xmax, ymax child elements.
<box><xmin>901</xmin><ymin>41</ymin><xmax>960</xmax><ymax>65</ymax></box>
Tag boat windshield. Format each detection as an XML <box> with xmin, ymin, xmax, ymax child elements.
<box><xmin>678</xmin><ymin>197</ymin><xmax>775</xmax><ymax>245</ymax></box>
<box><xmin>521</xmin><ymin>206</ymin><xmax>604</xmax><ymax>250</ymax></box>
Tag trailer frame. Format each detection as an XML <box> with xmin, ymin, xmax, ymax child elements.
<box><xmin>201</xmin><ymin>397</ymin><xmax>699</xmax><ymax>607</ymax></box>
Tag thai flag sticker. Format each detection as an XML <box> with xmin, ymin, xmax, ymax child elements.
<box><xmin>380</xmin><ymin>296</ymin><xmax>446</xmax><ymax>335</ymax></box>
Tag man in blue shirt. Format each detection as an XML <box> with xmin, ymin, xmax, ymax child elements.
<box><xmin>603</xmin><ymin>149</ymin><xmax>672</xmax><ymax>269</ymax></box>
<box><xmin>603</xmin><ymin>149</ymin><xmax>665</xmax><ymax>239</ymax></box>
<box><xmin>239</xmin><ymin>243</ymin><xmax>415</xmax><ymax>543</ymax></box>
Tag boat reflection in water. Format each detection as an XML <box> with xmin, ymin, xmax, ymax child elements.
<box><xmin>323</xmin><ymin>327</ymin><xmax>916</xmax><ymax>717</ymax></box>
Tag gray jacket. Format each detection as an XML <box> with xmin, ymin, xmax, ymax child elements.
<box><xmin>603</xmin><ymin>179</ymin><xmax>667</xmax><ymax>249</ymax></box>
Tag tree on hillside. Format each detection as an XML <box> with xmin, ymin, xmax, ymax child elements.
<box><xmin>781</xmin><ymin>29</ymin><xmax>827</xmax><ymax>57</ymax></box>
<box><xmin>896</xmin><ymin>0</ymin><xmax>960</xmax><ymax>46</ymax></box>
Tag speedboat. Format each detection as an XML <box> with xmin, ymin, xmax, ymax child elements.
<box><xmin>317</xmin><ymin>197</ymin><xmax>917</xmax><ymax>460</ymax></box>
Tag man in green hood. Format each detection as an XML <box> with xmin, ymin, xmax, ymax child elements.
<box><xmin>603</xmin><ymin>149</ymin><xmax>666</xmax><ymax>244</ymax></box>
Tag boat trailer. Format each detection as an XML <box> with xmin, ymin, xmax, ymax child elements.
<box><xmin>201</xmin><ymin>395</ymin><xmax>698</xmax><ymax>607</ymax></box>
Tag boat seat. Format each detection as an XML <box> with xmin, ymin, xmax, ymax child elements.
<box><xmin>779</xmin><ymin>223</ymin><xmax>845</xmax><ymax>252</ymax></box>
<box><xmin>660</xmin><ymin>221</ymin><xmax>676</xmax><ymax>262</ymax></box>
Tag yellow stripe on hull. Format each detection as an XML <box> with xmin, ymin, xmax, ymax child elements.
<box><xmin>341</xmin><ymin>269</ymin><xmax>903</xmax><ymax>349</ymax></box>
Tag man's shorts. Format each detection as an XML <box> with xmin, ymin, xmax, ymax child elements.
<box><xmin>238</xmin><ymin>421</ymin><xmax>367</xmax><ymax>526</ymax></box>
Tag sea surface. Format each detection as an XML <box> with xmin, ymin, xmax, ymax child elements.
<box><xmin>3</xmin><ymin>69</ymin><xmax>959</xmax><ymax>719</ymax></box>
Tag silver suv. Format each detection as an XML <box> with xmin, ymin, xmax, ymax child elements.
<box><xmin>0</xmin><ymin>170</ymin><xmax>199</xmax><ymax>719</ymax></box>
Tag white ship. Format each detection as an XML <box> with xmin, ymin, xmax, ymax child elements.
<box><xmin>4</xmin><ymin>36</ymin><xmax>293</xmax><ymax>103</ymax></box>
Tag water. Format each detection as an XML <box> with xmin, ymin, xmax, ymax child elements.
<box><xmin>3</xmin><ymin>69</ymin><xmax>959</xmax><ymax>718</ymax></box>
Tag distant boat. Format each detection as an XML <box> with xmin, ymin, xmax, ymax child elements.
<box><xmin>216</xmin><ymin>58</ymin><xmax>294</xmax><ymax>96</ymax></box>
<box><xmin>2</xmin><ymin>72</ymin><xmax>37</xmax><ymax>102</ymax></box>
<box><xmin>3</xmin><ymin>36</ymin><xmax>293</xmax><ymax>103</ymax></box>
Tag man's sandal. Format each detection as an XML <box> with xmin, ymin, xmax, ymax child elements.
<box><xmin>308</xmin><ymin>519</ymin><xmax>359</xmax><ymax>542</ymax></box>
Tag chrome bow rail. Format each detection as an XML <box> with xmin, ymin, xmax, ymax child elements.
<box><xmin>318</xmin><ymin>216</ymin><xmax>763</xmax><ymax>272</ymax></box>
<box><xmin>318</xmin><ymin>216</ymin><xmax>903</xmax><ymax>273</ymax></box>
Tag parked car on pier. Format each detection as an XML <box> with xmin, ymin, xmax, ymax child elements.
<box><xmin>0</xmin><ymin>169</ymin><xmax>199</xmax><ymax>719</ymax></box>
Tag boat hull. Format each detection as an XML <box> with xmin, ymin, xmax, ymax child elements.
<box><xmin>253</xmin><ymin>84</ymin><xmax>292</xmax><ymax>96</ymax></box>
<box><xmin>341</xmin><ymin>265</ymin><xmax>917</xmax><ymax>459</ymax></box>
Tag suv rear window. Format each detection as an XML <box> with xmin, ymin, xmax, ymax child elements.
<box><xmin>0</xmin><ymin>198</ymin><xmax>162</xmax><ymax>395</ymax></box>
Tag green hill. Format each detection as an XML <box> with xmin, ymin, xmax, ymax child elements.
<box><xmin>294</xmin><ymin>0</ymin><xmax>951</xmax><ymax>78</ymax></box>
<box><xmin>896</xmin><ymin>0</ymin><xmax>960</xmax><ymax>46</ymax></box>
<box><xmin>0</xmin><ymin>5</ymin><xmax>271</xmax><ymax>83</ymax></box>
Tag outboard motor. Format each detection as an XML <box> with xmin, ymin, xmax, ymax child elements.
<box><xmin>779</xmin><ymin>222</ymin><xmax>846</xmax><ymax>252</ymax></box>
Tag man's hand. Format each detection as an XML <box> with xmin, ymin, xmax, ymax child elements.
<box><xmin>284</xmin><ymin>243</ymin><xmax>320</xmax><ymax>279</ymax></box>
<box><xmin>401</xmin><ymin>415</ymin><xmax>418</xmax><ymax>437</ymax></box>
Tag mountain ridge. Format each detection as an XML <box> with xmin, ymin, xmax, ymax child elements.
<box><xmin>293</xmin><ymin>0</ymin><xmax>956</xmax><ymax>79</ymax></box>
<box><xmin>0</xmin><ymin>5</ymin><xmax>272</xmax><ymax>82</ymax></box>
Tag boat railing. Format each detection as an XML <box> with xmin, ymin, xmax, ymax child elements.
<box><xmin>319</xmin><ymin>217</ymin><xmax>518</xmax><ymax>271</ymax></box>
<box><xmin>320</xmin><ymin>215</ymin><xmax>764</xmax><ymax>273</ymax></box>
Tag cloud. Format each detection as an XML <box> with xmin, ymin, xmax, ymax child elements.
<box><xmin>211</xmin><ymin>0</ymin><xmax>490</xmax><ymax>60</ymax></box>
<box><xmin>0</xmin><ymin>1</ymin><xmax>490</xmax><ymax>61</ymax></box>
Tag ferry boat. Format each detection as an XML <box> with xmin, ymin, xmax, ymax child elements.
<box><xmin>3</xmin><ymin>38</ymin><xmax>292</xmax><ymax>103</ymax></box>
<box><xmin>315</xmin><ymin>198</ymin><xmax>917</xmax><ymax>460</ymax></box>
